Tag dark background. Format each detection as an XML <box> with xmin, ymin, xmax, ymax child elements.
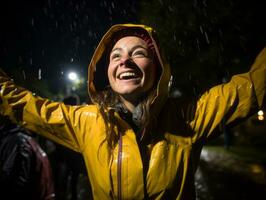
<box><xmin>0</xmin><ymin>0</ymin><xmax>265</xmax><ymax>101</ymax></box>
<box><xmin>1</xmin><ymin>1</ymin><xmax>266</xmax><ymax>199</ymax></box>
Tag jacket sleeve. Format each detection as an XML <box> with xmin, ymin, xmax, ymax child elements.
<box><xmin>190</xmin><ymin>47</ymin><xmax>266</xmax><ymax>142</ymax></box>
<box><xmin>0</xmin><ymin>72</ymin><xmax>97</xmax><ymax>152</ymax></box>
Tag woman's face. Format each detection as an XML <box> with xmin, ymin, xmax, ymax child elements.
<box><xmin>108</xmin><ymin>36</ymin><xmax>157</xmax><ymax>102</ymax></box>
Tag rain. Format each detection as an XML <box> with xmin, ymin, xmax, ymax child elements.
<box><xmin>1</xmin><ymin>0</ymin><xmax>266</xmax><ymax>199</ymax></box>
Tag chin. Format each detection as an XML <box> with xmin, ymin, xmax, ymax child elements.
<box><xmin>116</xmin><ymin>86</ymin><xmax>141</xmax><ymax>95</ymax></box>
<box><xmin>117</xmin><ymin>89</ymin><xmax>142</xmax><ymax>99</ymax></box>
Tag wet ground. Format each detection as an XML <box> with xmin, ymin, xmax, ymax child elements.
<box><xmin>195</xmin><ymin>146</ymin><xmax>266</xmax><ymax>200</ymax></box>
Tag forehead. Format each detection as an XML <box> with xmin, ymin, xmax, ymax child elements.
<box><xmin>112</xmin><ymin>36</ymin><xmax>147</xmax><ymax>50</ymax></box>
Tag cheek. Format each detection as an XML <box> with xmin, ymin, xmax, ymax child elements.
<box><xmin>142</xmin><ymin>61</ymin><xmax>156</xmax><ymax>78</ymax></box>
<box><xmin>107</xmin><ymin>64</ymin><xmax>113</xmax><ymax>81</ymax></box>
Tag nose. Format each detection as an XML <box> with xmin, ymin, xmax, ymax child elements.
<box><xmin>119</xmin><ymin>56</ymin><xmax>132</xmax><ymax>67</ymax></box>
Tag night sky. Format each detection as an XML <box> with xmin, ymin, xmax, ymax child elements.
<box><xmin>0</xmin><ymin>0</ymin><xmax>140</xmax><ymax>96</ymax></box>
<box><xmin>0</xmin><ymin>0</ymin><xmax>266</xmax><ymax>99</ymax></box>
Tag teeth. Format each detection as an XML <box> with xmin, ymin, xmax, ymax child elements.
<box><xmin>119</xmin><ymin>72</ymin><xmax>137</xmax><ymax>79</ymax></box>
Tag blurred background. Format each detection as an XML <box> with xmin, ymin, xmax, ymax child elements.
<box><xmin>0</xmin><ymin>0</ymin><xmax>266</xmax><ymax>199</ymax></box>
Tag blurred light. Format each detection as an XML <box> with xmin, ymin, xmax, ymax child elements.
<box><xmin>200</xmin><ymin>149</ymin><xmax>211</xmax><ymax>161</ymax></box>
<box><xmin>258</xmin><ymin>115</ymin><xmax>264</xmax><ymax>121</ymax></box>
<box><xmin>258</xmin><ymin>110</ymin><xmax>264</xmax><ymax>116</ymax></box>
<box><xmin>257</xmin><ymin>110</ymin><xmax>264</xmax><ymax>121</ymax></box>
<box><xmin>68</xmin><ymin>72</ymin><xmax>78</xmax><ymax>81</ymax></box>
<box><xmin>250</xmin><ymin>164</ymin><xmax>263</xmax><ymax>174</ymax></box>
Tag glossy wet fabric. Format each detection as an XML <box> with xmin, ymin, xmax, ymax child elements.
<box><xmin>0</xmin><ymin>125</ymin><xmax>55</xmax><ymax>200</ymax></box>
<box><xmin>0</xmin><ymin>24</ymin><xmax>266</xmax><ymax>199</ymax></box>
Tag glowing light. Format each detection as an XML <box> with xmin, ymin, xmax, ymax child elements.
<box><xmin>250</xmin><ymin>164</ymin><xmax>263</xmax><ymax>174</ymax></box>
<box><xmin>258</xmin><ymin>110</ymin><xmax>264</xmax><ymax>116</ymax></box>
<box><xmin>68</xmin><ymin>72</ymin><xmax>78</xmax><ymax>81</ymax></box>
<box><xmin>257</xmin><ymin>110</ymin><xmax>264</xmax><ymax>121</ymax></box>
<box><xmin>258</xmin><ymin>115</ymin><xmax>264</xmax><ymax>121</ymax></box>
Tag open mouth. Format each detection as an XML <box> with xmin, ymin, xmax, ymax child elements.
<box><xmin>118</xmin><ymin>71</ymin><xmax>141</xmax><ymax>80</ymax></box>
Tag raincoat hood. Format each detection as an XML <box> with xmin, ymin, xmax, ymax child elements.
<box><xmin>88</xmin><ymin>24</ymin><xmax>171</xmax><ymax>114</ymax></box>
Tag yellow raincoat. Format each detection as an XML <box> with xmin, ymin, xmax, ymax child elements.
<box><xmin>0</xmin><ymin>24</ymin><xmax>266</xmax><ymax>199</ymax></box>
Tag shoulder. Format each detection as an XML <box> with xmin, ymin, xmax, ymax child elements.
<box><xmin>0</xmin><ymin>129</ymin><xmax>34</xmax><ymax>161</ymax></box>
<box><xmin>72</xmin><ymin>104</ymin><xmax>102</xmax><ymax>121</ymax></box>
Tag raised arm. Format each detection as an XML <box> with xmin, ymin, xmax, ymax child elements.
<box><xmin>190</xmin><ymin>47</ymin><xmax>266</xmax><ymax>142</ymax></box>
<box><xmin>0</xmin><ymin>71</ymin><xmax>97</xmax><ymax>152</ymax></box>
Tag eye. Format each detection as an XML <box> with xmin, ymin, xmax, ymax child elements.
<box><xmin>132</xmin><ymin>50</ymin><xmax>148</xmax><ymax>58</ymax></box>
<box><xmin>110</xmin><ymin>53</ymin><xmax>121</xmax><ymax>61</ymax></box>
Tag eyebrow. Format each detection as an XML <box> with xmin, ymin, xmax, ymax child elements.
<box><xmin>110</xmin><ymin>45</ymin><xmax>148</xmax><ymax>54</ymax></box>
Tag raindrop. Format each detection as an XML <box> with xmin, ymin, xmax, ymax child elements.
<box><xmin>70</xmin><ymin>58</ymin><xmax>74</xmax><ymax>62</ymax></box>
<box><xmin>203</xmin><ymin>0</ymin><xmax>207</xmax><ymax>7</ymax></box>
<box><xmin>204</xmin><ymin>31</ymin><xmax>210</xmax><ymax>44</ymax></box>
<box><xmin>108</xmin><ymin>7</ymin><xmax>112</xmax><ymax>14</ymax></box>
<box><xmin>31</xmin><ymin>18</ymin><xmax>34</xmax><ymax>26</ymax></box>
<box><xmin>22</xmin><ymin>70</ymin><xmax>26</xmax><ymax>80</ymax></box>
<box><xmin>199</xmin><ymin>25</ymin><xmax>203</xmax><ymax>34</ymax></box>
<box><xmin>188</xmin><ymin>74</ymin><xmax>192</xmax><ymax>81</ymax></box>
<box><xmin>30</xmin><ymin>58</ymin><xmax>33</xmax><ymax>66</ymax></box>
<box><xmin>18</xmin><ymin>56</ymin><xmax>23</xmax><ymax>63</ymax></box>
<box><xmin>196</xmin><ymin>38</ymin><xmax>200</xmax><ymax>50</ymax></box>
<box><xmin>88</xmin><ymin>30</ymin><xmax>92</xmax><ymax>37</ymax></box>
<box><xmin>111</xmin><ymin>2</ymin><xmax>115</xmax><ymax>9</ymax></box>
<box><xmin>218</xmin><ymin>29</ymin><xmax>223</xmax><ymax>37</ymax></box>
<box><xmin>168</xmin><ymin>6</ymin><xmax>174</xmax><ymax>12</ymax></box>
<box><xmin>38</xmin><ymin>68</ymin><xmax>42</xmax><ymax>80</ymax></box>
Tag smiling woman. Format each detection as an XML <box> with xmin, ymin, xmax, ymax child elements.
<box><xmin>108</xmin><ymin>36</ymin><xmax>157</xmax><ymax>111</ymax></box>
<box><xmin>0</xmin><ymin>24</ymin><xmax>266</xmax><ymax>200</ymax></box>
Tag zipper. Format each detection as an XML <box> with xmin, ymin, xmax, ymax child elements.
<box><xmin>117</xmin><ymin>132</ymin><xmax>123</xmax><ymax>200</ymax></box>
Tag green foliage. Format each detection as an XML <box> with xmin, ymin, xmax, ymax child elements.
<box><xmin>140</xmin><ymin>0</ymin><xmax>266</xmax><ymax>97</ymax></box>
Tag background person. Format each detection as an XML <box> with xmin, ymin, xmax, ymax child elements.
<box><xmin>0</xmin><ymin>115</ymin><xmax>55</xmax><ymax>200</ymax></box>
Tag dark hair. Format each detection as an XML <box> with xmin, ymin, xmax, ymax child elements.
<box><xmin>95</xmin><ymin>87</ymin><xmax>158</xmax><ymax>152</ymax></box>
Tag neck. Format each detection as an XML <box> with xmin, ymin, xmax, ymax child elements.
<box><xmin>119</xmin><ymin>96</ymin><xmax>139</xmax><ymax>113</ymax></box>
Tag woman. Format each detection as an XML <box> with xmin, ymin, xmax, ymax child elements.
<box><xmin>0</xmin><ymin>24</ymin><xmax>266</xmax><ymax>199</ymax></box>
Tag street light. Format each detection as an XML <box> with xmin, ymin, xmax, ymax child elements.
<box><xmin>68</xmin><ymin>72</ymin><xmax>78</xmax><ymax>82</ymax></box>
<box><xmin>66</xmin><ymin>71</ymin><xmax>79</xmax><ymax>95</ymax></box>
